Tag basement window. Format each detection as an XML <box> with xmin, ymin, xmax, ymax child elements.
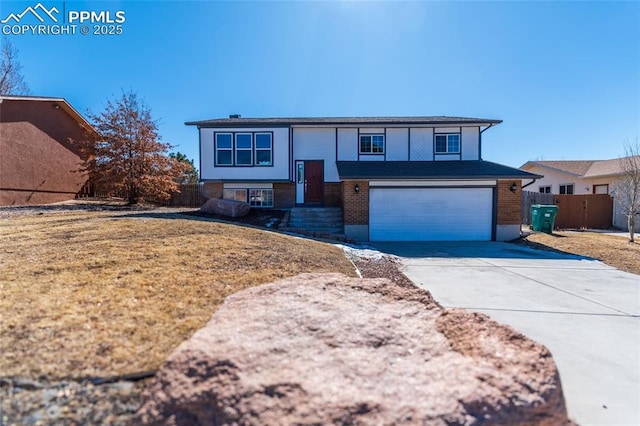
<box><xmin>249</xmin><ymin>189</ymin><xmax>274</xmax><ymax>207</ymax></box>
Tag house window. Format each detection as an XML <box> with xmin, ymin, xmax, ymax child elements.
<box><xmin>255</xmin><ymin>133</ymin><xmax>272</xmax><ymax>166</ymax></box>
<box><xmin>593</xmin><ymin>184</ymin><xmax>608</xmax><ymax>194</ymax></box>
<box><xmin>223</xmin><ymin>189</ymin><xmax>248</xmax><ymax>202</ymax></box>
<box><xmin>215</xmin><ymin>133</ymin><xmax>233</xmax><ymax>165</ymax></box>
<box><xmin>559</xmin><ymin>184</ymin><xmax>574</xmax><ymax>195</ymax></box>
<box><xmin>435</xmin><ymin>134</ymin><xmax>460</xmax><ymax>154</ymax></box>
<box><xmin>235</xmin><ymin>133</ymin><xmax>253</xmax><ymax>165</ymax></box>
<box><xmin>214</xmin><ymin>131</ymin><xmax>274</xmax><ymax>166</ymax></box>
<box><xmin>359</xmin><ymin>134</ymin><xmax>384</xmax><ymax>154</ymax></box>
<box><xmin>249</xmin><ymin>189</ymin><xmax>274</xmax><ymax>207</ymax></box>
<box><xmin>539</xmin><ymin>186</ymin><xmax>551</xmax><ymax>194</ymax></box>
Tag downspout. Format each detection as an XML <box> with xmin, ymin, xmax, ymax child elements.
<box><xmin>522</xmin><ymin>178</ymin><xmax>538</xmax><ymax>190</ymax></box>
<box><xmin>479</xmin><ymin>123</ymin><xmax>494</xmax><ymax>161</ymax></box>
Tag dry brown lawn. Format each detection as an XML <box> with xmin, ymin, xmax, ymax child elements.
<box><xmin>520</xmin><ymin>231</ymin><xmax>640</xmax><ymax>275</ymax></box>
<box><xmin>0</xmin><ymin>211</ymin><xmax>356</xmax><ymax>379</ymax></box>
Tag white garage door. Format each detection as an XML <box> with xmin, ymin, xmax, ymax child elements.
<box><xmin>369</xmin><ymin>187</ymin><xmax>493</xmax><ymax>241</ymax></box>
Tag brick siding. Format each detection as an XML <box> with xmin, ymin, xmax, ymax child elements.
<box><xmin>324</xmin><ymin>183</ymin><xmax>342</xmax><ymax>207</ymax></box>
<box><xmin>274</xmin><ymin>182</ymin><xmax>295</xmax><ymax>208</ymax></box>
<box><xmin>496</xmin><ymin>180</ymin><xmax>522</xmax><ymax>225</ymax></box>
<box><xmin>343</xmin><ymin>181</ymin><xmax>369</xmax><ymax>225</ymax></box>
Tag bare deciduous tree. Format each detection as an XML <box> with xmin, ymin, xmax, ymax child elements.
<box><xmin>81</xmin><ymin>90</ymin><xmax>188</xmax><ymax>204</ymax></box>
<box><xmin>614</xmin><ymin>139</ymin><xmax>640</xmax><ymax>242</ymax></box>
<box><xmin>0</xmin><ymin>38</ymin><xmax>30</xmax><ymax>95</ymax></box>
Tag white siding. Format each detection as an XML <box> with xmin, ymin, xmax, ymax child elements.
<box><xmin>461</xmin><ymin>127</ymin><xmax>480</xmax><ymax>160</ymax></box>
<box><xmin>337</xmin><ymin>128</ymin><xmax>358</xmax><ymax>161</ymax></box>
<box><xmin>410</xmin><ymin>128</ymin><xmax>433</xmax><ymax>160</ymax></box>
<box><xmin>434</xmin><ymin>127</ymin><xmax>461</xmax><ymax>134</ymax></box>
<box><xmin>293</xmin><ymin>127</ymin><xmax>339</xmax><ymax>182</ymax></box>
<box><xmin>200</xmin><ymin>127</ymin><xmax>290</xmax><ymax>181</ymax></box>
<box><xmin>359</xmin><ymin>128</ymin><xmax>385</xmax><ymax>134</ymax></box>
<box><xmin>386</xmin><ymin>128</ymin><xmax>409</xmax><ymax>161</ymax></box>
<box><xmin>435</xmin><ymin>154</ymin><xmax>460</xmax><ymax>161</ymax></box>
<box><xmin>522</xmin><ymin>166</ymin><xmax>589</xmax><ymax>194</ymax></box>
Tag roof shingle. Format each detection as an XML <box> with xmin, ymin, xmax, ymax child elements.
<box><xmin>336</xmin><ymin>161</ymin><xmax>542</xmax><ymax>180</ymax></box>
<box><xmin>185</xmin><ymin>116</ymin><xmax>502</xmax><ymax>127</ymax></box>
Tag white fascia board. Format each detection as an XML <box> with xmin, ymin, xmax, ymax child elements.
<box><xmin>369</xmin><ymin>180</ymin><xmax>497</xmax><ymax>187</ymax></box>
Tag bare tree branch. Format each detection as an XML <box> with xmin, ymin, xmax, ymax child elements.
<box><xmin>0</xmin><ymin>38</ymin><xmax>30</xmax><ymax>95</ymax></box>
<box><xmin>614</xmin><ymin>138</ymin><xmax>640</xmax><ymax>242</ymax></box>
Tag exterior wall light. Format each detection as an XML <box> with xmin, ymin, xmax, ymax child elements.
<box><xmin>510</xmin><ymin>182</ymin><xmax>517</xmax><ymax>193</ymax></box>
<box><xmin>354</xmin><ymin>183</ymin><xmax>360</xmax><ymax>193</ymax></box>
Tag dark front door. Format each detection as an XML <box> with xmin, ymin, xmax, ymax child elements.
<box><xmin>304</xmin><ymin>161</ymin><xmax>323</xmax><ymax>204</ymax></box>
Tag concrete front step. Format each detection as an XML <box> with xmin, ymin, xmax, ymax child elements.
<box><xmin>289</xmin><ymin>207</ymin><xmax>344</xmax><ymax>234</ymax></box>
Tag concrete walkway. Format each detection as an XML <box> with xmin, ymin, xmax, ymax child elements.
<box><xmin>372</xmin><ymin>241</ymin><xmax>640</xmax><ymax>426</ymax></box>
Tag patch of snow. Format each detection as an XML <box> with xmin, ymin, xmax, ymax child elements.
<box><xmin>335</xmin><ymin>243</ymin><xmax>398</xmax><ymax>261</ymax></box>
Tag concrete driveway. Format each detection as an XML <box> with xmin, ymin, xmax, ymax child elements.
<box><xmin>372</xmin><ymin>241</ymin><xmax>640</xmax><ymax>426</ymax></box>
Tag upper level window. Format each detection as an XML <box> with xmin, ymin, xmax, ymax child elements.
<box><xmin>215</xmin><ymin>133</ymin><xmax>233</xmax><ymax>165</ymax></box>
<box><xmin>255</xmin><ymin>133</ymin><xmax>273</xmax><ymax>166</ymax></box>
<box><xmin>435</xmin><ymin>134</ymin><xmax>460</xmax><ymax>154</ymax></box>
<box><xmin>235</xmin><ymin>133</ymin><xmax>253</xmax><ymax>165</ymax></box>
<box><xmin>360</xmin><ymin>134</ymin><xmax>384</xmax><ymax>154</ymax></box>
<box><xmin>539</xmin><ymin>186</ymin><xmax>551</xmax><ymax>194</ymax></box>
<box><xmin>214</xmin><ymin>132</ymin><xmax>273</xmax><ymax>167</ymax></box>
<box><xmin>559</xmin><ymin>184</ymin><xmax>574</xmax><ymax>195</ymax></box>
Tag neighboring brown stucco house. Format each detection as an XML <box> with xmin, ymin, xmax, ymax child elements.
<box><xmin>0</xmin><ymin>95</ymin><xmax>97</xmax><ymax>206</ymax></box>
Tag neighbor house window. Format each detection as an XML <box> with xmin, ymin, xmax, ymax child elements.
<box><xmin>593</xmin><ymin>184</ymin><xmax>608</xmax><ymax>194</ymax></box>
<box><xmin>435</xmin><ymin>134</ymin><xmax>460</xmax><ymax>154</ymax></box>
<box><xmin>223</xmin><ymin>189</ymin><xmax>248</xmax><ymax>202</ymax></box>
<box><xmin>215</xmin><ymin>133</ymin><xmax>233</xmax><ymax>165</ymax></box>
<box><xmin>539</xmin><ymin>186</ymin><xmax>551</xmax><ymax>194</ymax></box>
<box><xmin>235</xmin><ymin>133</ymin><xmax>253</xmax><ymax>165</ymax></box>
<box><xmin>255</xmin><ymin>133</ymin><xmax>273</xmax><ymax>166</ymax></box>
<box><xmin>359</xmin><ymin>134</ymin><xmax>384</xmax><ymax>154</ymax></box>
<box><xmin>559</xmin><ymin>184</ymin><xmax>574</xmax><ymax>195</ymax></box>
<box><xmin>249</xmin><ymin>189</ymin><xmax>274</xmax><ymax>207</ymax></box>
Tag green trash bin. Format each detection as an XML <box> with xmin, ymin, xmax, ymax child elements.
<box><xmin>531</xmin><ymin>204</ymin><xmax>559</xmax><ymax>233</ymax></box>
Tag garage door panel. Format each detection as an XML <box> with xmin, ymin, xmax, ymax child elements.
<box><xmin>369</xmin><ymin>188</ymin><xmax>493</xmax><ymax>241</ymax></box>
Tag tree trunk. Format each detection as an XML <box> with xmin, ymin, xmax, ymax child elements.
<box><xmin>629</xmin><ymin>214</ymin><xmax>635</xmax><ymax>243</ymax></box>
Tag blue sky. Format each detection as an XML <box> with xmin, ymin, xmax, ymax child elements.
<box><xmin>3</xmin><ymin>1</ymin><xmax>639</xmax><ymax>169</ymax></box>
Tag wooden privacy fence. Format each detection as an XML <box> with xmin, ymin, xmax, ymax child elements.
<box><xmin>163</xmin><ymin>183</ymin><xmax>206</xmax><ymax>207</ymax></box>
<box><xmin>522</xmin><ymin>191</ymin><xmax>613</xmax><ymax>229</ymax></box>
<box><xmin>553</xmin><ymin>194</ymin><xmax>613</xmax><ymax>229</ymax></box>
<box><xmin>522</xmin><ymin>191</ymin><xmax>554</xmax><ymax>225</ymax></box>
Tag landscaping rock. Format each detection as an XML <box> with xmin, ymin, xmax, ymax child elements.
<box><xmin>136</xmin><ymin>273</ymin><xmax>572</xmax><ymax>425</ymax></box>
<box><xmin>199</xmin><ymin>198</ymin><xmax>250</xmax><ymax>218</ymax></box>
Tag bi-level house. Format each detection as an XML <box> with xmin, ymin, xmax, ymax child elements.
<box><xmin>186</xmin><ymin>115</ymin><xmax>540</xmax><ymax>242</ymax></box>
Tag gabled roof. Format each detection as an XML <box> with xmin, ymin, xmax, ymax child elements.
<box><xmin>337</xmin><ymin>161</ymin><xmax>542</xmax><ymax>180</ymax></box>
<box><xmin>522</xmin><ymin>157</ymin><xmax>640</xmax><ymax>178</ymax></box>
<box><xmin>185</xmin><ymin>116</ymin><xmax>502</xmax><ymax>127</ymax></box>
<box><xmin>0</xmin><ymin>95</ymin><xmax>99</xmax><ymax>137</ymax></box>
<box><xmin>521</xmin><ymin>160</ymin><xmax>595</xmax><ymax>176</ymax></box>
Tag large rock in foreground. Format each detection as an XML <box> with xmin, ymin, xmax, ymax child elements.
<box><xmin>200</xmin><ymin>198</ymin><xmax>250</xmax><ymax>218</ymax></box>
<box><xmin>136</xmin><ymin>273</ymin><xmax>571</xmax><ymax>425</ymax></box>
